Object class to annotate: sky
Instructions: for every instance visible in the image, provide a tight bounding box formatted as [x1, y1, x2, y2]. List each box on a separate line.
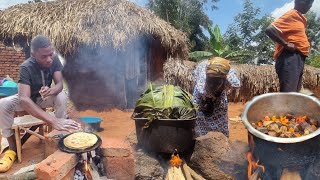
[0, 0, 319, 34]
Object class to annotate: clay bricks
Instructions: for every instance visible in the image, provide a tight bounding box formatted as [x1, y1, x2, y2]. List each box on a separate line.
[44, 130, 69, 158]
[0, 42, 25, 81]
[100, 137, 135, 180]
[35, 150, 77, 180]
[100, 138, 131, 157]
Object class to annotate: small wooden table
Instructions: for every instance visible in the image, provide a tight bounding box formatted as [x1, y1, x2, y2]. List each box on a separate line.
[12, 115, 47, 163]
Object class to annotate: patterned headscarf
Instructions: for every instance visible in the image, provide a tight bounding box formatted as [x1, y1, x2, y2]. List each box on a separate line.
[206, 57, 230, 78]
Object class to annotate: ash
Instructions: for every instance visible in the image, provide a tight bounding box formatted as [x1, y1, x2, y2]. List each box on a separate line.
[74, 169, 85, 180]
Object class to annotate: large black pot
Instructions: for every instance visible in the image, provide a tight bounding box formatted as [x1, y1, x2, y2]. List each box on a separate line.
[134, 118, 195, 153]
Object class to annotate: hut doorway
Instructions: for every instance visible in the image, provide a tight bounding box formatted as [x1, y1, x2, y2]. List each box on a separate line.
[63, 36, 167, 110]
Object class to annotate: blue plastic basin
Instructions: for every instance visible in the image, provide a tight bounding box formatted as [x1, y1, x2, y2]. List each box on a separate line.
[78, 116, 102, 123]
[78, 116, 103, 132]
[0, 87, 18, 97]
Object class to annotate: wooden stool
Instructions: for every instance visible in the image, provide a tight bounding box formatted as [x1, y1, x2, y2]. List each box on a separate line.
[12, 115, 47, 163]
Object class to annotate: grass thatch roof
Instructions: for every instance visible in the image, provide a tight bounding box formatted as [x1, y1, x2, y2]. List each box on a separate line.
[164, 59, 320, 102]
[0, 0, 188, 57]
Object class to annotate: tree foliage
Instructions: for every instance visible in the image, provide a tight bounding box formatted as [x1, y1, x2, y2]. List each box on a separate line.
[189, 25, 250, 62]
[147, 0, 219, 51]
[305, 11, 320, 67]
[224, 0, 274, 64]
[225, 0, 320, 66]
[28, 0, 42, 3]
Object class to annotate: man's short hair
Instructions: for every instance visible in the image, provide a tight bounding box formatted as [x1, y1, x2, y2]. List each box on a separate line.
[30, 35, 52, 53]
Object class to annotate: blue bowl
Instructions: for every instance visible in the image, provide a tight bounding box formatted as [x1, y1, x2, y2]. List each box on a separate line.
[0, 87, 18, 97]
[78, 116, 102, 123]
[78, 116, 103, 132]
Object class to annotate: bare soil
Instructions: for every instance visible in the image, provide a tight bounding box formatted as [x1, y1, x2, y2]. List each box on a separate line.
[1, 103, 247, 176]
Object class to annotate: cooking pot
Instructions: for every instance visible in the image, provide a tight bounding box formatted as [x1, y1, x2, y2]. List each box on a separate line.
[133, 118, 195, 153]
[241, 92, 320, 143]
[241, 92, 320, 173]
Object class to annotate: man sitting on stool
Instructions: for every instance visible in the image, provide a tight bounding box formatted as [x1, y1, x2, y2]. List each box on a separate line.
[0, 35, 80, 172]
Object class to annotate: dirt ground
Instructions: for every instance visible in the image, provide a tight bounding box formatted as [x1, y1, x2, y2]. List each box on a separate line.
[1, 102, 247, 176]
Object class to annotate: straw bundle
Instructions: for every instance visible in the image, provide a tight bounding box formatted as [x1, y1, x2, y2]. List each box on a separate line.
[163, 60, 320, 102]
[0, 0, 188, 57]
[163, 58, 196, 93]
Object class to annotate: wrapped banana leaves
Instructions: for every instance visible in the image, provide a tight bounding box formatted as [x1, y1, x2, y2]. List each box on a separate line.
[132, 84, 196, 128]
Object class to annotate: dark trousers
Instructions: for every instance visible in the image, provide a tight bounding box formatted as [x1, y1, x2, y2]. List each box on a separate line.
[275, 49, 306, 92]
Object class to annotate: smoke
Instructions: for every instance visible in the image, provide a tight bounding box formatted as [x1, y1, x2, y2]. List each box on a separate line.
[62, 36, 150, 111]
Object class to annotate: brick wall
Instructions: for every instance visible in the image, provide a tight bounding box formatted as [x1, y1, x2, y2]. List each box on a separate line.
[0, 42, 26, 81]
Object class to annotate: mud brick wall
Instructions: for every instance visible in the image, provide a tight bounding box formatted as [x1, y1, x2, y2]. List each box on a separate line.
[0, 43, 25, 81]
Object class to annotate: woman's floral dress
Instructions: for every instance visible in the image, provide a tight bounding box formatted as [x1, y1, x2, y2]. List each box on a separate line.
[192, 60, 241, 137]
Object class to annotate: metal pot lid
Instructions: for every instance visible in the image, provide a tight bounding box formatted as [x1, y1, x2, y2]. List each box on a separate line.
[58, 132, 102, 154]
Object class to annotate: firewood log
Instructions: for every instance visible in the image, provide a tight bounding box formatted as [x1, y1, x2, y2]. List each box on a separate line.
[185, 164, 206, 180]
[182, 163, 193, 180]
[167, 166, 186, 180]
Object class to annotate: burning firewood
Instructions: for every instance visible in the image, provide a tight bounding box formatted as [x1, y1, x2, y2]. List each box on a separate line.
[166, 166, 186, 180]
[165, 151, 206, 180]
[183, 163, 206, 180]
[182, 163, 193, 180]
[166, 152, 185, 180]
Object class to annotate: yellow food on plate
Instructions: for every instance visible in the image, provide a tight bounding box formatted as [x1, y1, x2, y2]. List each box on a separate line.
[63, 132, 98, 150]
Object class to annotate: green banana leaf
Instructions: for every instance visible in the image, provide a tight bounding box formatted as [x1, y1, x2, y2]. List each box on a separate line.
[189, 51, 213, 60]
[132, 84, 196, 128]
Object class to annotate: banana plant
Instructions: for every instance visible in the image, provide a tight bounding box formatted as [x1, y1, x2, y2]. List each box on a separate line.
[189, 24, 250, 62]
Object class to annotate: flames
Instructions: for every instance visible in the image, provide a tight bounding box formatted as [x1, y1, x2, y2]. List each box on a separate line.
[247, 134, 265, 180]
[83, 160, 93, 180]
[166, 151, 205, 180]
[170, 153, 183, 167]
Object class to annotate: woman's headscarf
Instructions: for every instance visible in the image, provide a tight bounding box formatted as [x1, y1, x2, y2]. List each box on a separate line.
[206, 57, 231, 78]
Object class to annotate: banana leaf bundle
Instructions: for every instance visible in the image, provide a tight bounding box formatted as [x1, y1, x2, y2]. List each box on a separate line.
[132, 84, 196, 128]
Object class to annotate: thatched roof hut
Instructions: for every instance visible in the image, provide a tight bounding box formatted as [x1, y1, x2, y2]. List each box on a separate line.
[0, 0, 189, 110]
[0, 0, 188, 56]
[164, 59, 320, 102]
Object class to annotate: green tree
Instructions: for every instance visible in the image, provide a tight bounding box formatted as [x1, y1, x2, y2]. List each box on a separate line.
[306, 11, 320, 65]
[28, 0, 42, 3]
[189, 25, 250, 62]
[147, 0, 219, 51]
[233, 0, 260, 48]
[309, 55, 320, 68]
[251, 15, 275, 64]
[224, 0, 274, 64]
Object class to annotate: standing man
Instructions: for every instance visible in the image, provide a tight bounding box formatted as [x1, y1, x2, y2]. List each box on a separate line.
[0, 35, 80, 172]
[265, 0, 314, 92]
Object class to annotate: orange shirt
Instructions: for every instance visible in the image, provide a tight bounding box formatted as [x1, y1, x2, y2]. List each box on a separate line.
[272, 9, 310, 59]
